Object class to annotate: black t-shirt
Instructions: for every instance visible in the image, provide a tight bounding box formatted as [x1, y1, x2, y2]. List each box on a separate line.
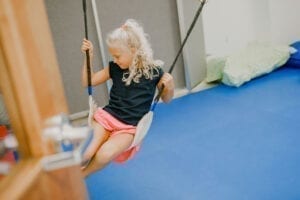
[103, 61, 163, 126]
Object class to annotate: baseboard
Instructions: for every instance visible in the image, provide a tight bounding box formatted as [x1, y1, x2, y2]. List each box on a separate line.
[173, 88, 189, 99]
[191, 79, 218, 93]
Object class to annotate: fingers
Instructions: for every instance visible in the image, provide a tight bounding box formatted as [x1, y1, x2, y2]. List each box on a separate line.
[81, 38, 93, 53]
[159, 73, 174, 90]
[161, 73, 173, 85]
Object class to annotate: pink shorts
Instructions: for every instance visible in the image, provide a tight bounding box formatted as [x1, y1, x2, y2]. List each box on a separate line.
[94, 108, 140, 163]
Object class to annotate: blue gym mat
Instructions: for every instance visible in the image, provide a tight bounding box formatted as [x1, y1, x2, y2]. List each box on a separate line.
[86, 67, 300, 200]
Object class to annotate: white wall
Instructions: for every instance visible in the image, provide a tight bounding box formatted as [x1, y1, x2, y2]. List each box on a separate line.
[202, 0, 299, 57]
[268, 0, 300, 44]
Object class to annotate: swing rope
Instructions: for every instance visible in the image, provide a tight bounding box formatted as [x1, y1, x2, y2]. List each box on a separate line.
[151, 0, 207, 111]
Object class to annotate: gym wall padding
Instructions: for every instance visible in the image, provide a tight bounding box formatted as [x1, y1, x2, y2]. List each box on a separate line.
[45, 0, 109, 114]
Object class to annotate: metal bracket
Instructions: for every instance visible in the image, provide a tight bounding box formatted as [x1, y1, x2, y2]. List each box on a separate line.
[41, 114, 93, 171]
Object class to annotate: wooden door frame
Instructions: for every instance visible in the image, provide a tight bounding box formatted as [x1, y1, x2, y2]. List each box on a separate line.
[0, 0, 88, 199]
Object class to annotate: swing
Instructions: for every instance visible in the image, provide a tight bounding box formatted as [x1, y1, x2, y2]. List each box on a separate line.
[82, 0, 208, 149]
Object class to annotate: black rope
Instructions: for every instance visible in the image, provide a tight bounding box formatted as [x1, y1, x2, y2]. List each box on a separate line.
[82, 0, 92, 95]
[152, 0, 207, 109]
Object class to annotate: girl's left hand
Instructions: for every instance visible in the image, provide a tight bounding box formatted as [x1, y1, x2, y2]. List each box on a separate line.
[159, 73, 174, 91]
[158, 73, 174, 103]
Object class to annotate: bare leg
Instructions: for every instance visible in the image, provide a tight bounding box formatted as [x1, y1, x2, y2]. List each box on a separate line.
[82, 133, 134, 177]
[81, 120, 109, 166]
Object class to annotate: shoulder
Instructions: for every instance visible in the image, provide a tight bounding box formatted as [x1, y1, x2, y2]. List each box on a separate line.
[153, 66, 164, 78]
[109, 61, 124, 77]
[109, 61, 118, 70]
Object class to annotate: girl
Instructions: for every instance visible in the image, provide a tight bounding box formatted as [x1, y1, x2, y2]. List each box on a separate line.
[81, 19, 174, 176]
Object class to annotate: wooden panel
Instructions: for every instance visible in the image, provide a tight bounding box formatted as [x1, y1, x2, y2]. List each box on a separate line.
[0, 160, 88, 200]
[0, 46, 31, 157]
[26, 165, 87, 200]
[0, 0, 68, 157]
[0, 0, 88, 199]
[0, 159, 42, 199]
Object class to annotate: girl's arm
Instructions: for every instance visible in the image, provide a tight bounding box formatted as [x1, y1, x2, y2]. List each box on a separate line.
[157, 73, 174, 103]
[81, 39, 110, 86]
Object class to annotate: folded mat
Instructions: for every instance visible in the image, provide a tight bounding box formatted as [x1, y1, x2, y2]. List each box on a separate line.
[222, 42, 290, 87]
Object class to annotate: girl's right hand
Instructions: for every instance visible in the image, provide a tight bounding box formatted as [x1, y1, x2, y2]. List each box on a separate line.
[81, 38, 93, 56]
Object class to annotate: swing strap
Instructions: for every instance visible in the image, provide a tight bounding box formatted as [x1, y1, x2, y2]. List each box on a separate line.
[151, 0, 207, 111]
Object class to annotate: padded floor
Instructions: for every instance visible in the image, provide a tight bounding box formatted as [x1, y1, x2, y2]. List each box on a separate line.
[86, 67, 300, 200]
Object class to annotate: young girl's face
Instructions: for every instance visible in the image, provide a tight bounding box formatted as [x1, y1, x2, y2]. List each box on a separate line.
[108, 46, 135, 69]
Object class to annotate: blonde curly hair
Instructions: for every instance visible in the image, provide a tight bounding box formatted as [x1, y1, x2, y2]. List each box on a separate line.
[106, 19, 163, 85]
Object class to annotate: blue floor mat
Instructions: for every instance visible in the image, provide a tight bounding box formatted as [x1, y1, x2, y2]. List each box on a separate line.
[86, 67, 300, 200]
